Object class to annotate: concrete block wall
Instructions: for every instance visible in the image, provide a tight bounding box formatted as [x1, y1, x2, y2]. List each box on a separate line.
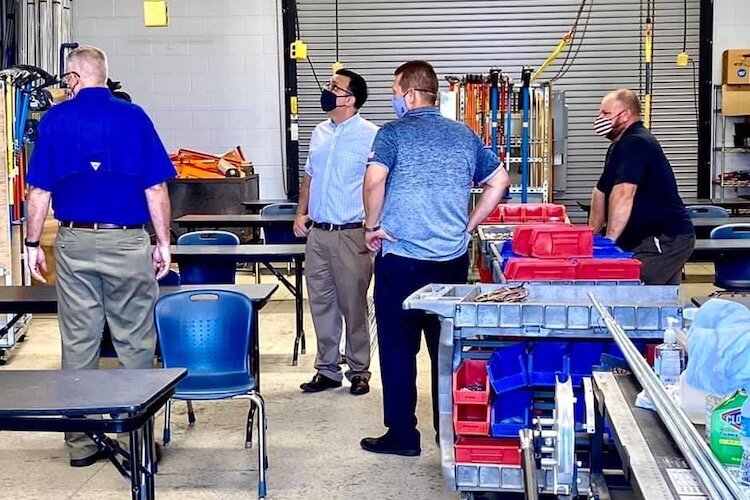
[713, 0, 750, 83]
[72, 0, 286, 198]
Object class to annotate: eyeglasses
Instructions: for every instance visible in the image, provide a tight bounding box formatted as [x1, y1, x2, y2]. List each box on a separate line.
[324, 82, 353, 96]
[60, 71, 79, 86]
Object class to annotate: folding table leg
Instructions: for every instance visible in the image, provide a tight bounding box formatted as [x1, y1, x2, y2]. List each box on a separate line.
[129, 428, 143, 500]
[143, 420, 156, 499]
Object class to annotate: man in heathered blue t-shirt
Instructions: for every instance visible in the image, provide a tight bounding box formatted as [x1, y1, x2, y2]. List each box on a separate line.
[360, 60, 510, 456]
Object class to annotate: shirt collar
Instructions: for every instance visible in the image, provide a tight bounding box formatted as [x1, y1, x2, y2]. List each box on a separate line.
[74, 87, 112, 100]
[327, 112, 361, 131]
[620, 120, 644, 139]
[405, 106, 440, 117]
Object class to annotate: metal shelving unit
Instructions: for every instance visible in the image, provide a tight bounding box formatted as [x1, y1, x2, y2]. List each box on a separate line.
[711, 85, 750, 199]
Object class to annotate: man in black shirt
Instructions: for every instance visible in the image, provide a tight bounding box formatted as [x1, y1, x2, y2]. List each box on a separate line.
[588, 89, 695, 285]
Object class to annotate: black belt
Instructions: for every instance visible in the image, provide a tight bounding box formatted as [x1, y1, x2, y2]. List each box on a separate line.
[311, 222, 363, 231]
[59, 221, 146, 230]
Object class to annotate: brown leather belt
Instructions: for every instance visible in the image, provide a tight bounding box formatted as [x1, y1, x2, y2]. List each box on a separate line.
[59, 221, 146, 230]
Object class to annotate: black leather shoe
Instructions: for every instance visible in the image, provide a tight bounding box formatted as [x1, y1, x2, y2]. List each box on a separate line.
[300, 373, 342, 393]
[70, 448, 112, 468]
[350, 376, 369, 396]
[360, 433, 420, 457]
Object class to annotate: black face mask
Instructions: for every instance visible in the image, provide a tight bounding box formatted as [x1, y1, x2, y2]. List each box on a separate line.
[320, 89, 339, 112]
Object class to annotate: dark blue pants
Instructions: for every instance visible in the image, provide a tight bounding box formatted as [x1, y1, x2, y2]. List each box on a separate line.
[374, 252, 469, 445]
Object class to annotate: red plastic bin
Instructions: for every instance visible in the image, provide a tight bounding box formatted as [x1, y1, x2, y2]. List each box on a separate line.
[513, 225, 594, 259]
[453, 404, 491, 436]
[575, 258, 641, 280]
[483, 205, 504, 224]
[504, 258, 577, 281]
[453, 359, 490, 404]
[454, 437, 522, 465]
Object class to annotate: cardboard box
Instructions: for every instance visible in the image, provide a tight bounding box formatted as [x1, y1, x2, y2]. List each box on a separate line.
[722, 49, 750, 85]
[722, 85, 750, 116]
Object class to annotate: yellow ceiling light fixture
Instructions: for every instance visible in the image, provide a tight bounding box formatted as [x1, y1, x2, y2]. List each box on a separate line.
[144, 0, 168, 28]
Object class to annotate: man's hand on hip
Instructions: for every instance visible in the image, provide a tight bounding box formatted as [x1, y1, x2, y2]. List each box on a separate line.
[365, 228, 396, 253]
[293, 214, 311, 238]
[152, 244, 171, 280]
[26, 246, 48, 283]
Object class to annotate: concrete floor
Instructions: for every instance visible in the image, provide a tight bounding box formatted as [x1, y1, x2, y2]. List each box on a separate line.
[0, 265, 719, 500]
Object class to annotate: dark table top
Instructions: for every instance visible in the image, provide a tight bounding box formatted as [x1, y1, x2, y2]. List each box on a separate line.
[171, 244, 306, 260]
[691, 217, 750, 227]
[0, 284, 279, 315]
[241, 199, 292, 210]
[0, 368, 186, 416]
[690, 238, 750, 262]
[578, 198, 750, 212]
[175, 214, 295, 227]
[691, 296, 750, 307]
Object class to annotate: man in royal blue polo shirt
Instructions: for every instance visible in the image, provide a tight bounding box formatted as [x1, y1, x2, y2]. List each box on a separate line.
[360, 60, 510, 456]
[24, 45, 175, 467]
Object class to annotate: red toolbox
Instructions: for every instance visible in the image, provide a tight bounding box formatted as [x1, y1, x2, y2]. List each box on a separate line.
[575, 258, 641, 280]
[504, 258, 577, 281]
[513, 225, 594, 259]
[454, 437, 522, 465]
[453, 359, 490, 404]
[453, 404, 491, 436]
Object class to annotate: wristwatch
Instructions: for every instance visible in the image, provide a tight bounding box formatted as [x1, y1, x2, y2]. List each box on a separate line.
[24, 239, 40, 248]
[365, 225, 381, 233]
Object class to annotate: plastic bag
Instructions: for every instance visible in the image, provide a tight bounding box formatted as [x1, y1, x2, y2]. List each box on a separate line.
[685, 299, 750, 396]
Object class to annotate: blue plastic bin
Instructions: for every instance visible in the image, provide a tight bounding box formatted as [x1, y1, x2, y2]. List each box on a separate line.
[593, 235, 634, 258]
[528, 342, 569, 386]
[487, 343, 529, 394]
[490, 389, 533, 438]
[569, 342, 606, 386]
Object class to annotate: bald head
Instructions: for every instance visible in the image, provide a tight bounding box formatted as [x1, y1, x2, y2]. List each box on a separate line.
[65, 45, 108, 94]
[603, 89, 641, 117]
[597, 89, 642, 141]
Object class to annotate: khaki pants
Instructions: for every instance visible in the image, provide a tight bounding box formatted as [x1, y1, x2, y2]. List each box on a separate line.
[55, 227, 158, 460]
[305, 227, 372, 382]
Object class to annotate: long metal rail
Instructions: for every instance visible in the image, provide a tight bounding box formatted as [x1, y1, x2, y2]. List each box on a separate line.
[588, 292, 744, 499]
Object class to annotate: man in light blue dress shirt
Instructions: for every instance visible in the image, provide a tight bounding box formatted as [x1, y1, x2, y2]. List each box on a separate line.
[294, 69, 379, 396]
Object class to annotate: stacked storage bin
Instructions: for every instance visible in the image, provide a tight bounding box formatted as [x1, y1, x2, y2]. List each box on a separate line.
[491, 225, 641, 282]
[476, 203, 568, 283]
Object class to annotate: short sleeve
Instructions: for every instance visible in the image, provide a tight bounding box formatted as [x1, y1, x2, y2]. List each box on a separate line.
[596, 146, 615, 192]
[26, 116, 56, 191]
[368, 125, 397, 172]
[472, 135, 501, 185]
[138, 112, 176, 189]
[304, 124, 320, 177]
[613, 137, 648, 186]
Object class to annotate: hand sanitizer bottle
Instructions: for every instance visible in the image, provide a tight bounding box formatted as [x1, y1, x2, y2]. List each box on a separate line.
[654, 317, 685, 386]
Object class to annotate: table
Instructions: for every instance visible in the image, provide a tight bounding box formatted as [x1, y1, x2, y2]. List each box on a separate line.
[689, 238, 750, 262]
[0, 284, 279, 378]
[577, 198, 750, 215]
[0, 368, 187, 499]
[241, 199, 292, 214]
[691, 217, 750, 237]
[591, 372, 710, 498]
[691, 295, 750, 307]
[170, 245, 307, 365]
[174, 214, 296, 230]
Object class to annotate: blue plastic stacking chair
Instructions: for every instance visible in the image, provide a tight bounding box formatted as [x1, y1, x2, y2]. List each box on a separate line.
[176, 230, 240, 285]
[686, 205, 730, 218]
[260, 203, 304, 276]
[155, 289, 268, 498]
[710, 223, 750, 293]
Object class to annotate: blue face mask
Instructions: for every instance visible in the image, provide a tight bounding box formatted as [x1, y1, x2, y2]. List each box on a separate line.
[391, 92, 409, 118]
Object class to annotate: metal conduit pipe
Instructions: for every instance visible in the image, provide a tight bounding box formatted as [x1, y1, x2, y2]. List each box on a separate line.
[519, 429, 539, 500]
[588, 293, 744, 499]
